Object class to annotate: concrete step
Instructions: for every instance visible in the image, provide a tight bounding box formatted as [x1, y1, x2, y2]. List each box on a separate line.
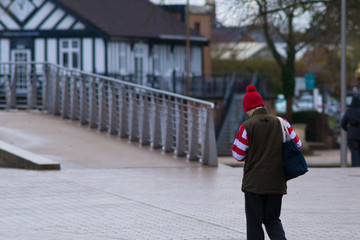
[0, 140, 60, 170]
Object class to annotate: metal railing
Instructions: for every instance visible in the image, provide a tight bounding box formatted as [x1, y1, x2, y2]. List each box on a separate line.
[109, 72, 232, 99]
[0, 62, 218, 166]
[215, 73, 237, 138]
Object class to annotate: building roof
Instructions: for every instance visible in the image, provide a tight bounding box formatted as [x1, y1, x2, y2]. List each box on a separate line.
[212, 42, 267, 60]
[56, 0, 207, 42]
[212, 42, 307, 60]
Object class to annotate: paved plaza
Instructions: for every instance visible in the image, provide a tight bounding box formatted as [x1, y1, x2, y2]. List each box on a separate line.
[0, 110, 359, 239]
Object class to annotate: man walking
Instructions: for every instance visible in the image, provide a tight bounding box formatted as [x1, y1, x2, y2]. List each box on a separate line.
[341, 94, 360, 167]
[232, 85, 302, 240]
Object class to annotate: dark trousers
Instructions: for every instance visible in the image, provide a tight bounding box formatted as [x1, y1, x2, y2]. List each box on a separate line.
[244, 191, 286, 240]
[348, 140, 360, 167]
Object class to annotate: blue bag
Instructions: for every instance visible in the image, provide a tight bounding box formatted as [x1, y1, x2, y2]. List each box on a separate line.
[278, 117, 308, 181]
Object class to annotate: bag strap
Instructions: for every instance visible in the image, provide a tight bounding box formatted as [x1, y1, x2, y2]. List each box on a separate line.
[277, 116, 290, 142]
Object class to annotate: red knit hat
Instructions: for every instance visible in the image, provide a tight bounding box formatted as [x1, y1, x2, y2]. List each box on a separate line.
[243, 85, 264, 112]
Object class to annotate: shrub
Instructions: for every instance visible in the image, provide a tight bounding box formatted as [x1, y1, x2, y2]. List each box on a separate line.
[292, 111, 326, 142]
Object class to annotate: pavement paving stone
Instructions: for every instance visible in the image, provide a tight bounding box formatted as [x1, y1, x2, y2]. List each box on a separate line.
[0, 166, 358, 239]
[0, 111, 359, 239]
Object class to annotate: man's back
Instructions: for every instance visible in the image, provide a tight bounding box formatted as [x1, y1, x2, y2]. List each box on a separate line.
[231, 84, 302, 240]
[242, 108, 286, 194]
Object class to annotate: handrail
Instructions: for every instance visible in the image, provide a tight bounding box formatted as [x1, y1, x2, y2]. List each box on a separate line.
[251, 72, 258, 86]
[215, 72, 236, 138]
[235, 72, 259, 129]
[0, 61, 218, 166]
[5, 61, 215, 108]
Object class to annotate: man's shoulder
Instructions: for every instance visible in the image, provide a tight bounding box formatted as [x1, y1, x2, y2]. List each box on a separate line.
[348, 108, 360, 115]
[249, 112, 277, 121]
[245, 113, 279, 127]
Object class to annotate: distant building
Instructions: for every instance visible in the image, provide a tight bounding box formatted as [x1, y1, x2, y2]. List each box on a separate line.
[212, 42, 288, 60]
[212, 26, 306, 61]
[0, 0, 208, 85]
[162, 0, 214, 77]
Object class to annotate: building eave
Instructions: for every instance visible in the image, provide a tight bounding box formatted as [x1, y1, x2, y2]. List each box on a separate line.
[158, 34, 208, 43]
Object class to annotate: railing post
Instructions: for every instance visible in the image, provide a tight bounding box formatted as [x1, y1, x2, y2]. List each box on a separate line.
[98, 80, 107, 131]
[152, 93, 162, 149]
[175, 99, 186, 156]
[27, 64, 37, 109]
[108, 82, 118, 135]
[42, 64, 50, 111]
[70, 74, 79, 120]
[89, 77, 98, 128]
[129, 90, 139, 141]
[163, 97, 174, 152]
[201, 108, 218, 166]
[79, 77, 88, 124]
[5, 69, 15, 108]
[10, 65, 17, 108]
[188, 105, 199, 161]
[53, 69, 61, 115]
[140, 94, 150, 145]
[119, 86, 129, 138]
[172, 70, 176, 93]
[61, 74, 70, 119]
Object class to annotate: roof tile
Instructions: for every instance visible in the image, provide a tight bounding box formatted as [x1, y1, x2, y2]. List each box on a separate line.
[56, 0, 201, 40]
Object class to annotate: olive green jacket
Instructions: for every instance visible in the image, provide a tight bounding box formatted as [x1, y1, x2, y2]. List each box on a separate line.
[242, 108, 287, 194]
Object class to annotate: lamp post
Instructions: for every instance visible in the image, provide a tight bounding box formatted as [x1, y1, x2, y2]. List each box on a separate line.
[340, 0, 347, 167]
[186, 0, 190, 96]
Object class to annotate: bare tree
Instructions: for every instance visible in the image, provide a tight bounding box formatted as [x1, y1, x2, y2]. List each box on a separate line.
[219, 0, 332, 121]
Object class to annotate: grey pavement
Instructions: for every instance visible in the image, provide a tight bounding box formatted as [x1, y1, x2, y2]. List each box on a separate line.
[0, 110, 359, 239]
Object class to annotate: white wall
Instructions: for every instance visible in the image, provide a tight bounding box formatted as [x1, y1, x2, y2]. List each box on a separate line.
[83, 38, 93, 72]
[0, 39, 10, 62]
[35, 38, 45, 62]
[94, 38, 105, 74]
[47, 38, 57, 64]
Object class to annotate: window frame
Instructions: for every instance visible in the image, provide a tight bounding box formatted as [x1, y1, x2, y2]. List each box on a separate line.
[59, 38, 81, 70]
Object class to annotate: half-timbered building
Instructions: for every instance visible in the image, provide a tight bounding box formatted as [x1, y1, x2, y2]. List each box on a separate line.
[0, 0, 208, 86]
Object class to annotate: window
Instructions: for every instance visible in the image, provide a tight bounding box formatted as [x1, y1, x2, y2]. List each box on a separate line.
[152, 46, 160, 75]
[119, 43, 128, 74]
[60, 39, 80, 70]
[72, 52, 78, 69]
[62, 41, 68, 48]
[72, 40, 78, 48]
[62, 52, 68, 67]
[133, 44, 145, 84]
[194, 22, 200, 33]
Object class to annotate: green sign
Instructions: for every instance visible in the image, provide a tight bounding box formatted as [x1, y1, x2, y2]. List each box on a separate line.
[305, 74, 316, 89]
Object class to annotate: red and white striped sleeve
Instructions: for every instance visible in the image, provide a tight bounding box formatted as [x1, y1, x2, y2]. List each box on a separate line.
[232, 124, 249, 162]
[282, 118, 302, 149]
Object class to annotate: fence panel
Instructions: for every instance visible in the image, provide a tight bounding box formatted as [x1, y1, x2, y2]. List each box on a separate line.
[0, 62, 218, 166]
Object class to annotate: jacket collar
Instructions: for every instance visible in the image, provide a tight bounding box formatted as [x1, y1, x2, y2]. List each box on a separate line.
[252, 107, 268, 117]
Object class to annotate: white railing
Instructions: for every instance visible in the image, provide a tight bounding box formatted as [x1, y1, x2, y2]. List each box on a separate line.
[0, 62, 218, 166]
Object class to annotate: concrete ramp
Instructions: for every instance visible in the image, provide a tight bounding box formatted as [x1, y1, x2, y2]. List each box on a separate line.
[0, 110, 200, 169]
